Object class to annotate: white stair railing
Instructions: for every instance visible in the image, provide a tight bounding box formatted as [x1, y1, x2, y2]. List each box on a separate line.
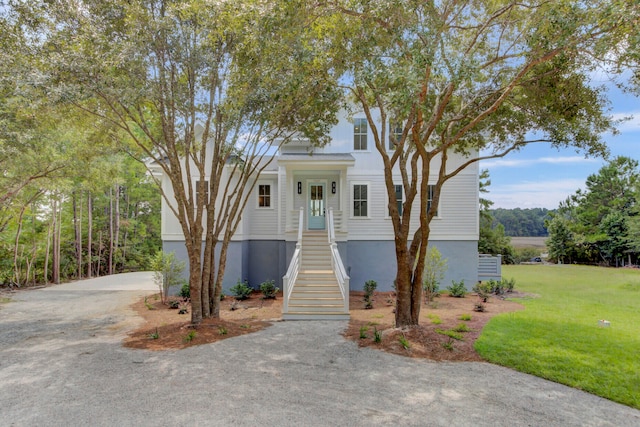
[327, 208, 349, 314]
[283, 207, 304, 313]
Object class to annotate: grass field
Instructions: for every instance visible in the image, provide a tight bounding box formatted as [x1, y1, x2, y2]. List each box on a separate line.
[475, 264, 640, 409]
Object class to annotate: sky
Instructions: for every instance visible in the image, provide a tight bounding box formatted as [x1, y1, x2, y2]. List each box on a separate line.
[480, 80, 640, 210]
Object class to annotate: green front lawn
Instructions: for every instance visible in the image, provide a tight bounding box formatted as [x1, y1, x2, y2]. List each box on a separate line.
[475, 264, 640, 409]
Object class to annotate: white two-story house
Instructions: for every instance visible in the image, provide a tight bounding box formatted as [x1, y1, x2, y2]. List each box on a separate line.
[160, 110, 482, 319]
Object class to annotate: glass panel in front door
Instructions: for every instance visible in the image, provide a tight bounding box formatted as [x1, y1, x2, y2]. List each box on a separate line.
[309, 184, 325, 229]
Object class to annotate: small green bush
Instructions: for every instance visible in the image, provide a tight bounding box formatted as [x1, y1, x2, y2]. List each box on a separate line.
[423, 247, 447, 302]
[230, 279, 253, 300]
[398, 335, 411, 349]
[447, 280, 466, 297]
[183, 330, 197, 342]
[260, 280, 279, 299]
[359, 326, 369, 339]
[473, 282, 493, 302]
[459, 313, 472, 321]
[373, 327, 382, 343]
[363, 280, 377, 309]
[503, 277, 516, 292]
[178, 283, 190, 299]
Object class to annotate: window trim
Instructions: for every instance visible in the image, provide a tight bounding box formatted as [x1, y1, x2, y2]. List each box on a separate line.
[351, 181, 370, 219]
[257, 183, 273, 209]
[353, 118, 368, 151]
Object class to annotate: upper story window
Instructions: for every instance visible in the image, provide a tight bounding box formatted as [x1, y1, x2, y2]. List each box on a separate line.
[389, 122, 403, 150]
[258, 184, 271, 208]
[354, 118, 367, 151]
[353, 184, 368, 217]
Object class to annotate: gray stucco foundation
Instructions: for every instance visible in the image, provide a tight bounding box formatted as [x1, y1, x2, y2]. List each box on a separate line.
[164, 239, 478, 293]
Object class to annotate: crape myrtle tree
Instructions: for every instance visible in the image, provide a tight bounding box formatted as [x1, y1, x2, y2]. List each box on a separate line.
[318, 0, 637, 327]
[18, 0, 342, 324]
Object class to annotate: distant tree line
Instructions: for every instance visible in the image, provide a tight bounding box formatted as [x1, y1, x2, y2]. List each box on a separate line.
[490, 208, 553, 237]
[546, 156, 640, 267]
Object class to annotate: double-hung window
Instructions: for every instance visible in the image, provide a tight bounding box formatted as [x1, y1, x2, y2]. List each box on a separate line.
[258, 184, 271, 208]
[354, 118, 367, 151]
[353, 184, 368, 217]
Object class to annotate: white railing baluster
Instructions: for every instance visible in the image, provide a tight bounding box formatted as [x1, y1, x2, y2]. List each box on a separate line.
[328, 208, 349, 314]
[283, 207, 304, 314]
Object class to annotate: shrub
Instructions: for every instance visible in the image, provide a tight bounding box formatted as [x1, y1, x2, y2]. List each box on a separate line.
[398, 334, 411, 349]
[230, 279, 252, 300]
[503, 277, 516, 292]
[459, 313, 472, 321]
[149, 251, 187, 304]
[447, 280, 466, 297]
[373, 327, 382, 343]
[363, 280, 377, 309]
[472, 282, 493, 302]
[183, 330, 197, 342]
[260, 280, 279, 299]
[359, 326, 369, 339]
[178, 283, 190, 299]
[423, 247, 448, 302]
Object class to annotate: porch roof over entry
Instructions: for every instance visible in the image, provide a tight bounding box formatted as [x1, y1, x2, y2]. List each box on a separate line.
[277, 153, 355, 169]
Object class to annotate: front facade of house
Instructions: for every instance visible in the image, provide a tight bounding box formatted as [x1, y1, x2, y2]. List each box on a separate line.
[160, 110, 480, 298]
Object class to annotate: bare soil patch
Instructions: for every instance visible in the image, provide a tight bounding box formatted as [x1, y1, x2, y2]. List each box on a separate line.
[123, 293, 280, 351]
[125, 290, 524, 360]
[344, 291, 524, 361]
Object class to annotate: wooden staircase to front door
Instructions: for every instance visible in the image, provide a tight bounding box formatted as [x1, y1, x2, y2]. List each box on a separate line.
[282, 232, 350, 320]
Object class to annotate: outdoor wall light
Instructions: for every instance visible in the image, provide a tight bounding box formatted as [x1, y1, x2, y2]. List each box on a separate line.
[332, 181, 336, 194]
[297, 181, 302, 194]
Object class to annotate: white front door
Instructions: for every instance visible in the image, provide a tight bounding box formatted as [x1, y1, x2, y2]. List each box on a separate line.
[308, 183, 325, 230]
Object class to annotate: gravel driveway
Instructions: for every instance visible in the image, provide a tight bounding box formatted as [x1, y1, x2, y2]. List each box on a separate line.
[1, 272, 638, 426]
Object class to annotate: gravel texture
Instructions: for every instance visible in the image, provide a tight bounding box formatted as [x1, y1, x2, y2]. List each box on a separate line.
[1, 272, 638, 427]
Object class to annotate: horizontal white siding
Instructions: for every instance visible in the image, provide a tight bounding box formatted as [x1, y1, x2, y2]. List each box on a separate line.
[243, 178, 279, 239]
[346, 168, 478, 241]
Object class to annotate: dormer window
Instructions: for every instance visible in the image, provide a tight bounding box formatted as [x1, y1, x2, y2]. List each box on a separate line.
[354, 118, 367, 151]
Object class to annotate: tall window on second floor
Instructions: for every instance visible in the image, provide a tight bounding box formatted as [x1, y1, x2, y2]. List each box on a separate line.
[258, 184, 271, 208]
[354, 118, 367, 150]
[353, 184, 368, 217]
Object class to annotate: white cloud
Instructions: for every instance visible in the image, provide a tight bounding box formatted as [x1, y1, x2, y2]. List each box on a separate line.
[481, 156, 598, 169]
[610, 112, 640, 133]
[488, 179, 585, 209]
